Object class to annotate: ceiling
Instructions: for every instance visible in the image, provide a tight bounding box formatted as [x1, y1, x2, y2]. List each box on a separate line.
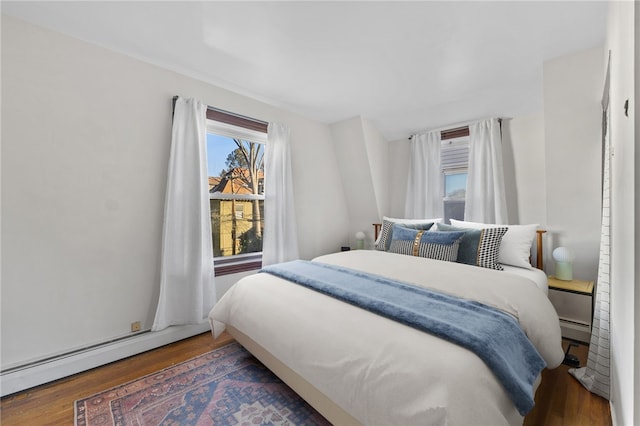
[1, 1, 607, 140]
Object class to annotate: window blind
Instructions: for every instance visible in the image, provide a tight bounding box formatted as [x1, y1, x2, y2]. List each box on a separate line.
[441, 138, 469, 171]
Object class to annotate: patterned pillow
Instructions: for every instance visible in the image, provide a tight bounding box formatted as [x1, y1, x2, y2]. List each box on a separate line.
[388, 224, 465, 262]
[449, 220, 538, 269]
[436, 223, 507, 270]
[375, 219, 434, 251]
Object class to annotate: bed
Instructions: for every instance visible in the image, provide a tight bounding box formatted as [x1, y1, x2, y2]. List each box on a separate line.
[209, 219, 564, 425]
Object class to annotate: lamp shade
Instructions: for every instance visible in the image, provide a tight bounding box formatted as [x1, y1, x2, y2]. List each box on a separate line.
[552, 247, 574, 262]
[552, 247, 573, 280]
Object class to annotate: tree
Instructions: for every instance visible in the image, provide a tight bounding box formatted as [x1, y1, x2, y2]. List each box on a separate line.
[238, 226, 263, 254]
[223, 140, 264, 242]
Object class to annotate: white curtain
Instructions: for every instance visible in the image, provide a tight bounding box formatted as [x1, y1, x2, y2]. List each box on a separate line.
[262, 122, 299, 266]
[152, 97, 215, 331]
[404, 131, 443, 219]
[464, 118, 508, 224]
[569, 58, 611, 400]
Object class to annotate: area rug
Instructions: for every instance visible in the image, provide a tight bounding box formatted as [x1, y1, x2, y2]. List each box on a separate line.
[74, 342, 331, 425]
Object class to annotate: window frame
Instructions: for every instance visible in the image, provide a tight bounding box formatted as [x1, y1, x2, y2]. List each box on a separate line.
[205, 108, 268, 277]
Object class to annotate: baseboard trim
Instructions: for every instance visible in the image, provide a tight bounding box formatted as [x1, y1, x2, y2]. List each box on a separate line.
[0, 322, 211, 397]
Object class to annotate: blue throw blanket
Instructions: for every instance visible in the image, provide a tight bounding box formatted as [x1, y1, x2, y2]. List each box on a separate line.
[260, 260, 546, 415]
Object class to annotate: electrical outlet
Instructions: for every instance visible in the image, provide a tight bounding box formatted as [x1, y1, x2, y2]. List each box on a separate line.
[131, 321, 142, 332]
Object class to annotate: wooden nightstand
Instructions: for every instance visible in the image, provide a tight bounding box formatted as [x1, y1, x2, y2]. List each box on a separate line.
[547, 276, 594, 342]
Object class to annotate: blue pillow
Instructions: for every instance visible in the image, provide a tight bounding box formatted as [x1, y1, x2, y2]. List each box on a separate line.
[388, 224, 465, 262]
[375, 219, 434, 251]
[436, 223, 507, 270]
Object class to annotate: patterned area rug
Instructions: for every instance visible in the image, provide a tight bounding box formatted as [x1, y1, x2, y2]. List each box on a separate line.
[74, 342, 330, 425]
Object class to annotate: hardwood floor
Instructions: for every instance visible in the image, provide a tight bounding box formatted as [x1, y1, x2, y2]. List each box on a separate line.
[1, 333, 611, 425]
[524, 339, 612, 426]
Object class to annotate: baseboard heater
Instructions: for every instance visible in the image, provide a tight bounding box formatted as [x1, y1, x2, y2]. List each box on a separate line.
[558, 317, 591, 344]
[0, 322, 210, 397]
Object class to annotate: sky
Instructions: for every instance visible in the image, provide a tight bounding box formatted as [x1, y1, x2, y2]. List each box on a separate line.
[445, 173, 467, 197]
[207, 134, 238, 177]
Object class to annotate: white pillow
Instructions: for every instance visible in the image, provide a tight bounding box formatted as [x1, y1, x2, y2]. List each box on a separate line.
[375, 216, 443, 245]
[449, 219, 539, 269]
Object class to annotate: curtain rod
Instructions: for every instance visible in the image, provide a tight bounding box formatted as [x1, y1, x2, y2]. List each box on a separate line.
[172, 96, 269, 127]
[408, 117, 503, 140]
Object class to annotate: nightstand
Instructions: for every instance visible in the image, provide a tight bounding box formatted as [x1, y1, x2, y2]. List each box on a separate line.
[547, 276, 594, 342]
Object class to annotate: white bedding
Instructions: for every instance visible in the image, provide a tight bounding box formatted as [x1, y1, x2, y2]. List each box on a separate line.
[209, 250, 564, 426]
[502, 264, 548, 294]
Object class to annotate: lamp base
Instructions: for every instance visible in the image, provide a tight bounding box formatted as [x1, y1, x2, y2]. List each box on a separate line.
[556, 262, 573, 281]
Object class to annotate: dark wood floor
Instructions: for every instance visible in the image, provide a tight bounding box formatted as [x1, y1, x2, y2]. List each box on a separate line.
[524, 339, 612, 426]
[1, 333, 611, 425]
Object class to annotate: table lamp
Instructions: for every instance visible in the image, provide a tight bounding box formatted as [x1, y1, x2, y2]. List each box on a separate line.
[355, 231, 365, 250]
[552, 247, 573, 281]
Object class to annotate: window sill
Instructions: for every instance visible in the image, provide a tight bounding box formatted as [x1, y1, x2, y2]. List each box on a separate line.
[214, 253, 262, 277]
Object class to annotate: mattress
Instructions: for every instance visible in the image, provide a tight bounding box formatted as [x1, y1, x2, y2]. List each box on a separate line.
[209, 250, 564, 425]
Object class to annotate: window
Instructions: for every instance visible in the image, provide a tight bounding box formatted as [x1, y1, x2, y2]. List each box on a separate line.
[206, 109, 267, 276]
[441, 132, 469, 224]
[234, 204, 245, 220]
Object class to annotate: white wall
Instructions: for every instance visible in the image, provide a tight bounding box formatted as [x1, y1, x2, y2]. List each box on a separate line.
[387, 137, 411, 218]
[543, 47, 604, 282]
[1, 15, 349, 370]
[361, 117, 390, 226]
[329, 116, 389, 249]
[501, 113, 547, 226]
[605, 1, 637, 425]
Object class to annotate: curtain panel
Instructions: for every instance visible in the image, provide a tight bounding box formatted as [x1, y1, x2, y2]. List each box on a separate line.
[464, 118, 508, 224]
[405, 131, 443, 219]
[152, 97, 215, 331]
[569, 56, 611, 400]
[262, 122, 299, 266]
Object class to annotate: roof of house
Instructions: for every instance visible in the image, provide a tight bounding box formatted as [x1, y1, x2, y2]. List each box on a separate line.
[209, 168, 264, 195]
